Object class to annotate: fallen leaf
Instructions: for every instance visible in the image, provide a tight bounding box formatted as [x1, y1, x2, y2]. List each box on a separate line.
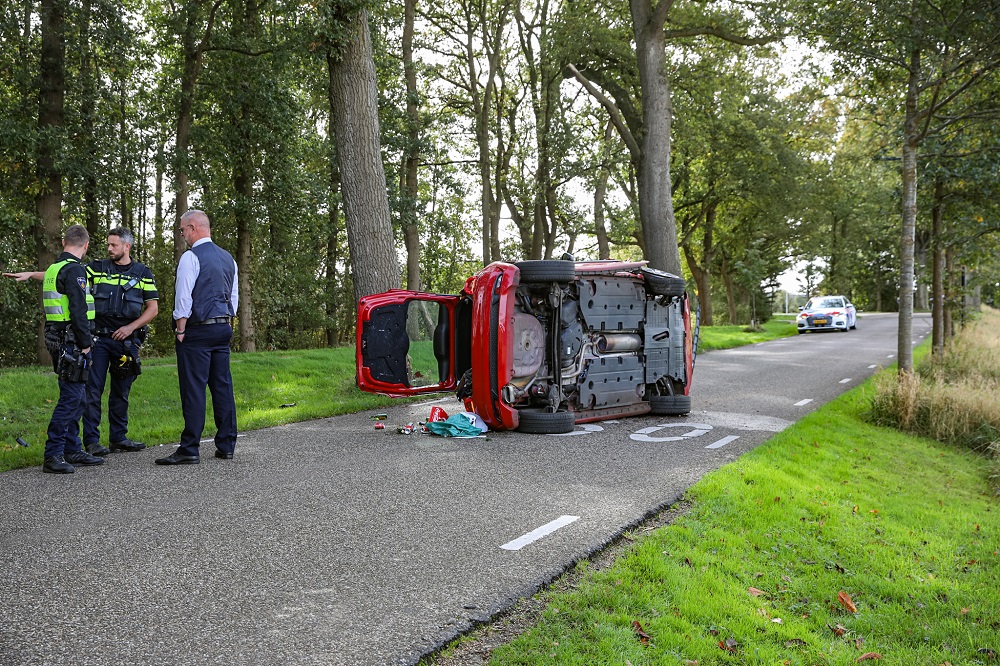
[718, 637, 738, 653]
[748, 587, 764, 597]
[870, 509, 879, 514]
[708, 626, 720, 636]
[772, 617, 783, 624]
[853, 505, 859, 515]
[835, 562, 846, 574]
[785, 638, 807, 647]
[683, 557, 693, 567]
[632, 620, 651, 644]
[828, 623, 847, 636]
[682, 661, 699, 666]
[855, 637, 865, 649]
[857, 653, 882, 661]
[961, 608, 970, 615]
[774, 496, 781, 502]
[838, 591, 858, 613]
[976, 647, 997, 658]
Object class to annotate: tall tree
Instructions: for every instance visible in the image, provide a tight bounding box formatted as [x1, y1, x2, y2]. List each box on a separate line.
[563, 0, 778, 275]
[804, 0, 1000, 373]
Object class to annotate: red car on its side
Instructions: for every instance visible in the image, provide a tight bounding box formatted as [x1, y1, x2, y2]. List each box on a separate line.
[356, 260, 694, 434]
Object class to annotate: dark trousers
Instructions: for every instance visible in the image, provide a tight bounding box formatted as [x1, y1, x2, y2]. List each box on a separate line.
[175, 323, 237, 456]
[45, 353, 88, 459]
[84, 335, 138, 445]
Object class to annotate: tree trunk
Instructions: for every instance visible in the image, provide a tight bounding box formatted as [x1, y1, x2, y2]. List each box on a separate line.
[329, 8, 399, 300]
[914, 230, 930, 311]
[325, 162, 342, 346]
[80, 0, 99, 237]
[401, 0, 421, 291]
[233, 157, 256, 352]
[897, 46, 920, 375]
[930, 180, 945, 359]
[721, 260, 738, 324]
[630, 0, 682, 276]
[173, 0, 219, 261]
[35, 0, 66, 364]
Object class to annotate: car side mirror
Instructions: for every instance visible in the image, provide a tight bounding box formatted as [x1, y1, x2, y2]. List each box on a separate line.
[797, 306, 804, 311]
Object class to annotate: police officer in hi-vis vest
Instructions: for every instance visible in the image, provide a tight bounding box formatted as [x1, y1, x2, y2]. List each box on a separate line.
[5, 227, 159, 457]
[4, 225, 106, 473]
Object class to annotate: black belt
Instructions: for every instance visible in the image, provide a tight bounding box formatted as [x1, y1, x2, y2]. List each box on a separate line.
[189, 317, 231, 326]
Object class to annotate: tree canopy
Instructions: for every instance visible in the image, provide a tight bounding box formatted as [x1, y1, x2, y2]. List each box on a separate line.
[1, 0, 998, 366]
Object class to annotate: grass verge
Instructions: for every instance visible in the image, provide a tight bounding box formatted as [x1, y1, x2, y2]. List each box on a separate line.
[871, 307, 1000, 486]
[698, 316, 798, 352]
[0, 347, 403, 472]
[429, 375, 1000, 665]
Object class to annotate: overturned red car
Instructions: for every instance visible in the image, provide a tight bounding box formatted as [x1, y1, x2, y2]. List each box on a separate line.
[356, 260, 694, 434]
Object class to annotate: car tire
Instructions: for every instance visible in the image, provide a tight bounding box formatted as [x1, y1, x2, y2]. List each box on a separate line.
[649, 395, 691, 416]
[641, 267, 686, 297]
[514, 260, 576, 283]
[516, 408, 577, 434]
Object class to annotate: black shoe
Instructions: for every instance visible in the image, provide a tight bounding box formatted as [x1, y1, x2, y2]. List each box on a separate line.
[86, 442, 111, 457]
[43, 456, 76, 474]
[64, 450, 106, 467]
[155, 452, 200, 465]
[110, 439, 145, 452]
[214, 450, 234, 460]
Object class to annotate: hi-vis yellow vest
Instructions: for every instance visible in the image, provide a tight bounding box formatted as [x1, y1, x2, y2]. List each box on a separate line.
[42, 259, 95, 323]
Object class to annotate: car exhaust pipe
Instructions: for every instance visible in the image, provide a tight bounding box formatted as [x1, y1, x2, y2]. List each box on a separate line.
[596, 334, 642, 353]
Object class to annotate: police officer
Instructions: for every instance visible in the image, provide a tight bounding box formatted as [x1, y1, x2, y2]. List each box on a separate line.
[81, 227, 159, 455]
[3, 225, 105, 473]
[5, 227, 159, 456]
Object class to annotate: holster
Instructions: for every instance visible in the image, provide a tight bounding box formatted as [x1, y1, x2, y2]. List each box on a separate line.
[57, 350, 91, 383]
[110, 350, 141, 379]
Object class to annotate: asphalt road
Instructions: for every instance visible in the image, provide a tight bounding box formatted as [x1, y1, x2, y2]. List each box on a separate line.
[0, 312, 930, 666]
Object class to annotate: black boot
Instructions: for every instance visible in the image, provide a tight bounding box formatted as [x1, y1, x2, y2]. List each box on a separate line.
[110, 438, 145, 452]
[86, 441, 111, 457]
[43, 456, 76, 474]
[64, 450, 106, 466]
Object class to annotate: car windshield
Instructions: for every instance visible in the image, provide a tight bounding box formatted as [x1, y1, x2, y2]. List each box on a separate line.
[808, 297, 844, 309]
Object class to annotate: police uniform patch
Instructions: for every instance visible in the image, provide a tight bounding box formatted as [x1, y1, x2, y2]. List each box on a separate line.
[77, 276, 87, 289]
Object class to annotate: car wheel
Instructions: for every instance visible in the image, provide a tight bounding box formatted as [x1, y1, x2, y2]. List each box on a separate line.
[514, 260, 576, 283]
[649, 395, 691, 416]
[640, 267, 686, 297]
[516, 408, 577, 434]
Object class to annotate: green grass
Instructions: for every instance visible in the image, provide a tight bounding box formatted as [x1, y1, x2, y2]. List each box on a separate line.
[697, 316, 799, 351]
[470, 377, 999, 666]
[0, 346, 405, 471]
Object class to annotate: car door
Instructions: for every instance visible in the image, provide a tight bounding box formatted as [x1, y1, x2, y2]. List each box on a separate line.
[356, 290, 461, 395]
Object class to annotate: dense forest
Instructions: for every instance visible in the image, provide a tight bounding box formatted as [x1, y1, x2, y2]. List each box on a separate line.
[1, 0, 999, 369]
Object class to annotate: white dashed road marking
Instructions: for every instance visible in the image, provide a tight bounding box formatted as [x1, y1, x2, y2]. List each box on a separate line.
[839, 378, 852, 384]
[501, 515, 580, 551]
[794, 399, 813, 407]
[868, 365, 877, 369]
[630, 423, 713, 442]
[706, 435, 739, 450]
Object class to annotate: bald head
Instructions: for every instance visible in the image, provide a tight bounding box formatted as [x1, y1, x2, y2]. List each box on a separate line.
[180, 209, 211, 247]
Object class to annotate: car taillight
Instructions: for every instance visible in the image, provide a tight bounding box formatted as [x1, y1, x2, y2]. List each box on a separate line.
[829, 311, 840, 315]
[799, 312, 809, 318]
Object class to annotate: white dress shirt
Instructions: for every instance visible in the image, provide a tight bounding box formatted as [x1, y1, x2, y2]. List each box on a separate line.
[172, 237, 239, 321]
